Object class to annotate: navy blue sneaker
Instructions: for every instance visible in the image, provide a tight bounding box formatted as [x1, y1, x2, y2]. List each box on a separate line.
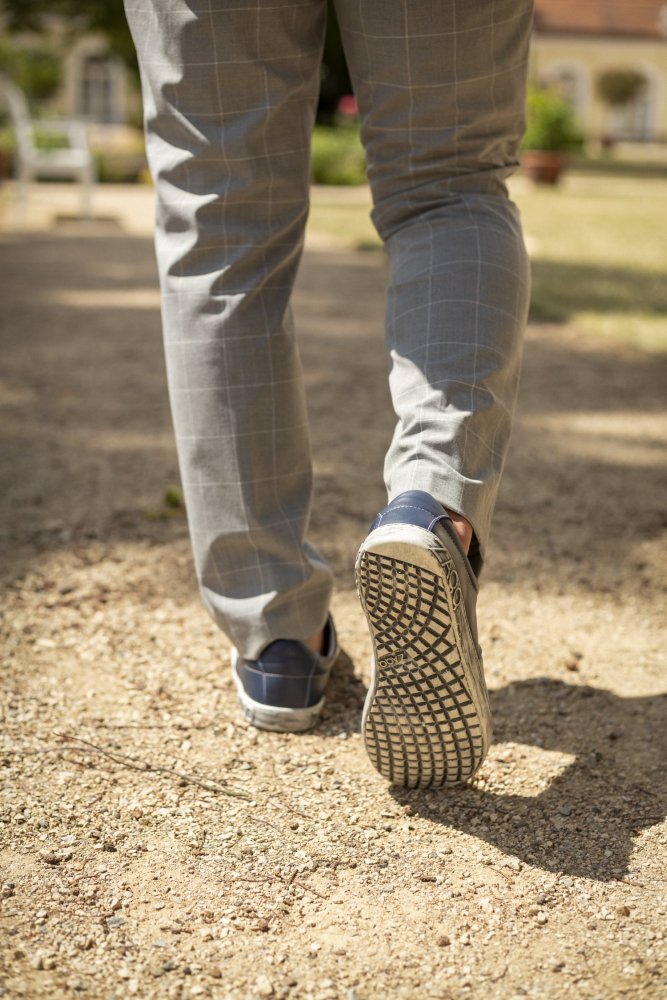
[231, 617, 338, 732]
[355, 491, 491, 788]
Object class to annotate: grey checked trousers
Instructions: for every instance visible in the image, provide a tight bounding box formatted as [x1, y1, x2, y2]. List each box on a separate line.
[125, 0, 533, 658]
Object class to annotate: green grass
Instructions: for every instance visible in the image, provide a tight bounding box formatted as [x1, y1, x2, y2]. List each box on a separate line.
[309, 186, 377, 247]
[307, 171, 667, 352]
[311, 125, 366, 186]
[518, 173, 667, 352]
[144, 486, 186, 520]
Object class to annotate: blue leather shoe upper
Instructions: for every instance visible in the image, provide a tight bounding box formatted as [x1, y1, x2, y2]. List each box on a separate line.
[234, 616, 337, 710]
[369, 490, 480, 643]
[371, 490, 482, 579]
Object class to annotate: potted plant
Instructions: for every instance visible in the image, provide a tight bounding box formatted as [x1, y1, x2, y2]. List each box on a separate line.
[521, 87, 584, 184]
[596, 68, 647, 148]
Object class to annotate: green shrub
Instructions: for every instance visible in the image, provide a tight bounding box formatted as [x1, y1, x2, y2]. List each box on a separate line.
[311, 124, 366, 185]
[0, 127, 148, 184]
[164, 486, 183, 509]
[522, 87, 585, 152]
[0, 40, 61, 107]
[93, 149, 147, 184]
[33, 128, 71, 150]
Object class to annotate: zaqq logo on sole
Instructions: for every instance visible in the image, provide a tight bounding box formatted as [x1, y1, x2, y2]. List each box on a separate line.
[378, 653, 406, 668]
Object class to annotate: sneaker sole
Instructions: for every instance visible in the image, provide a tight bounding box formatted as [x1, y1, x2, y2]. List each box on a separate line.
[230, 651, 325, 733]
[355, 524, 492, 789]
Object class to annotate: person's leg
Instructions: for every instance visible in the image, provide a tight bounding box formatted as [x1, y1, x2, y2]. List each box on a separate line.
[338, 0, 533, 786]
[336, 0, 533, 573]
[124, 0, 332, 659]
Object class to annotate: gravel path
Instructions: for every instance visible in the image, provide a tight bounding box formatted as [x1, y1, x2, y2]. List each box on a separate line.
[1, 213, 666, 1000]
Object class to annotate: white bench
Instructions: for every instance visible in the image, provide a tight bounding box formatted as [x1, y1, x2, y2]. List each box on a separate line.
[0, 74, 96, 220]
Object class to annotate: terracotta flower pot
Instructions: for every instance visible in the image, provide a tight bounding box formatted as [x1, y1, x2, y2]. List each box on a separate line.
[0, 147, 11, 182]
[521, 150, 566, 185]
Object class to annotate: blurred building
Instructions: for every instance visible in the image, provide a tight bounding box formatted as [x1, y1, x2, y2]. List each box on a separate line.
[531, 0, 667, 141]
[0, 13, 144, 177]
[60, 34, 133, 126]
[0, 14, 140, 126]
[4, 4, 667, 146]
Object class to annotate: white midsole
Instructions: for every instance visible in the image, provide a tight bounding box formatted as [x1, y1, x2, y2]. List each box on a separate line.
[230, 650, 325, 732]
[356, 523, 492, 752]
[357, 522, 451, 573]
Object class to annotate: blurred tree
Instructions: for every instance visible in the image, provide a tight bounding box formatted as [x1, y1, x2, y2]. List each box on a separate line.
[0, 37, 61, 103]
[596, 69, 647, 109]
[1, 1, 138, 74]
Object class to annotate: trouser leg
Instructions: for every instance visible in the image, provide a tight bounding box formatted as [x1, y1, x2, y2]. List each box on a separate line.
[124, 0, 332, 658]
[335, 0, 533, 571]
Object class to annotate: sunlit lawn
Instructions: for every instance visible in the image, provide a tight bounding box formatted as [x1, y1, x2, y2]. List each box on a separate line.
[308, 171, 667, 352]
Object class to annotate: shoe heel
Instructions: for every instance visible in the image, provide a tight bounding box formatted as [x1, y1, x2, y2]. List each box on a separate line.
[355, 542, 490, 789]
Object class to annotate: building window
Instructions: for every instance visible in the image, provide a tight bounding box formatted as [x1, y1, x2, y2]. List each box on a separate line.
[79, 55, 117, 123]
[596, 67, 658, 142]
[542, 62, 588, 119]
[610, 89, 651, 140]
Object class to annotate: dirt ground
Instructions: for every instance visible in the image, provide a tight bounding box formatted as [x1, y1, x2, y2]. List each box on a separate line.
[1, 189, 666, 1000]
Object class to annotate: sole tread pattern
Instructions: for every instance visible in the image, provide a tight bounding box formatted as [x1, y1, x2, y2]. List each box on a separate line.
[356, 549, 486, 788]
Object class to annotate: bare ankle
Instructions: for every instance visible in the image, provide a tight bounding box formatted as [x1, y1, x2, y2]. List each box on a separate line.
[445, 509, 473, 555]
[305, 629, 325, 654]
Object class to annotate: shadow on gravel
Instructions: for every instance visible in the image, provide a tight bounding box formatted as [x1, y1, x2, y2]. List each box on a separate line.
[530, 258, 667, 324]
[318, 647, 366, 737]
[2, 233, 666, 602]
[3, 230, 666, 883]
[390, 678, 667, 882]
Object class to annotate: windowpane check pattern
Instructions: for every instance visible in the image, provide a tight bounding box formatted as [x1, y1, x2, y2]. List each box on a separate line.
[125, 0, 533, 657]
